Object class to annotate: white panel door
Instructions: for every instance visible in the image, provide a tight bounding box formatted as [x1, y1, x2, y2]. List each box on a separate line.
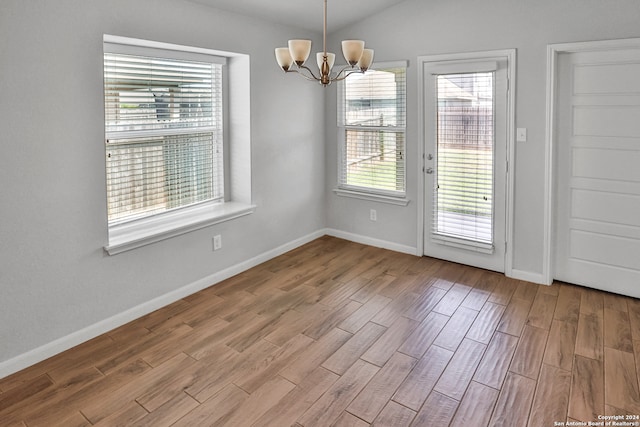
[423, 57, 509, 273]
[555, 47, 640, 297]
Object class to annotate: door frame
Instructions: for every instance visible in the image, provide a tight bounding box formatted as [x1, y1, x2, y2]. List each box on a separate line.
[543, 38, 640, 285]
[417, 49, 516, 275]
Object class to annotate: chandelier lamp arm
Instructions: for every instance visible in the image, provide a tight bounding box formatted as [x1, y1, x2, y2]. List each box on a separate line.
[291, 65, 321, 82]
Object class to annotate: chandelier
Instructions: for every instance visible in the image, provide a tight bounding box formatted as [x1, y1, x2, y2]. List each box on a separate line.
[274, 0, 374, 86]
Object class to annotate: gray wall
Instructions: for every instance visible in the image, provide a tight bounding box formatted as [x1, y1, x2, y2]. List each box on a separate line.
[0, 0, 325, 367]
[325, 0, 640, 275]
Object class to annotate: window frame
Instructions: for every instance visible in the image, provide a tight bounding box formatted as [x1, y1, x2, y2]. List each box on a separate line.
[335, 60, 409, 206]
[103, 35, 254, 255]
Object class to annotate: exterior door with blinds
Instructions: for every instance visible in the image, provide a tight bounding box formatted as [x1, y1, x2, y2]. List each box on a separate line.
[554, 45, 640, 297]
[422, 57, 509, 272]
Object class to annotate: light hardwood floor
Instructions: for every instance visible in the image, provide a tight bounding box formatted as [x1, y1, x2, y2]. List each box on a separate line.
[2, 236, 640, 426]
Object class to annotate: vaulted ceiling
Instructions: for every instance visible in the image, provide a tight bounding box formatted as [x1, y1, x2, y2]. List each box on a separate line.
[188, 0, 407, 32]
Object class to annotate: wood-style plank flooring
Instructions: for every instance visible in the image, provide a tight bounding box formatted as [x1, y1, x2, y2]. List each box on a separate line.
[2, 236, 640, 426]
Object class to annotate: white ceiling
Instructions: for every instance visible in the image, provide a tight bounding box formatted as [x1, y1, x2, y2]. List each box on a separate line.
[188, 0, 407, 33]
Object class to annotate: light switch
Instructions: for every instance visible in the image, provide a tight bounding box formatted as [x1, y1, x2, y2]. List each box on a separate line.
[516, 128, 527, 142]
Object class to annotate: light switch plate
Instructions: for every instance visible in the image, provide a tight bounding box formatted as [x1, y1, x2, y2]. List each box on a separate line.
[517, 128, 527, 142]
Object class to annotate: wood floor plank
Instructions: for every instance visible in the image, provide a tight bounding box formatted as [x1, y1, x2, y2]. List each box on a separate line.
[0, 374, 54, 412]
[339, 294, 392, 333]
[322, 322, 387, 375]
[450, 381, 499, 427]
[543, 319, 577, 372]
[372, 401, 416, 427]
[91, 400, 147, 426]
[526, 290, 557, 330]
[171, 383, 248, 427]
[432, 306, 478, 351]
[473, 270, 502, 293]
[487, 275, 516, 305]
[604, 308, 634, 353]
[512, 281, 539, 302]
[465, 301, 506, 344]
[253, 367, 339, 427]
[433, 338, 486, 401]
[233, 333, 314, 393]
[361, 316, 419, 367]
[403, 286, 447, 321]
[489, 372, 536, 427]
[298, 359, 379, 427]
[460, 288, 492, 311]
[581, 288, 604, 316]
[628, 300, 640, 340]
[319, 277, 370, 308]
[528, 364, 571, 427]
[218, 376, 296, 426]
[410, 391, 458, 427]
[393, 345, 454, 411]
[81, 352, 196, 424]
[433, 283, 473, 316]
[372, 291, 420, 327]
[575, 312, 604, 361]
[509, 325, 548, 380]
[554, 283, 582, 324]
[569, 355, 605, 422]
[186, 339, 277, 403]
[497, 297, 533, 337]
[133, 392, 199, 427]
[604, 347, 640, 413]
[280, 327, 352, 384]
[5, 359, 150, 427]
[349, 274, 396, 303]
[333, 411, 370, 427]
[347, 352, 417, 422]
[397, 311, 449, 359]
[474, 331, 519, 389]
[303, 300, 362, 340]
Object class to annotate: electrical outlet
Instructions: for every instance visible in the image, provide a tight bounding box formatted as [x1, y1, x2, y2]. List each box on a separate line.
[213, 235, 222, 251]
[370, 209, 377, 221]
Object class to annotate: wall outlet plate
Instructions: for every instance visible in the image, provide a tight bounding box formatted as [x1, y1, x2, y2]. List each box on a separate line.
[213, 235, 222, 251]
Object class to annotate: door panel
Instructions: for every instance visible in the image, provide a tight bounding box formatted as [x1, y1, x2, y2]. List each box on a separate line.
[423, 58, 509, 272]
[554, 48, 640, 297]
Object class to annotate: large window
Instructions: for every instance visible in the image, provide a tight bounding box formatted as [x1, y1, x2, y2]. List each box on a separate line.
[337, 62, 407, 198]
[103, 36, 253, 255]
[104, 44, 225, 224]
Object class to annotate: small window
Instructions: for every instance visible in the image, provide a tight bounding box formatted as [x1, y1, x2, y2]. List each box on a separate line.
[337, 62, 407, 197]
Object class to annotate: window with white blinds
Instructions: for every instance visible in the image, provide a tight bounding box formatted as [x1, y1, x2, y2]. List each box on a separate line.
[338, 63, 406, 196]
[433, 72, 495, 248]
[103, 47, 225, 225]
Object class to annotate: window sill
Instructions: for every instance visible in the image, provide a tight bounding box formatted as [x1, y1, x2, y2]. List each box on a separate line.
[333, 188, 410, 206]
[104, 201, 256, 255]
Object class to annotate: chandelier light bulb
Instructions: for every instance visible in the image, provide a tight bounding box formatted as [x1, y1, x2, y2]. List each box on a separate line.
[275, 47, 293, 71]
[341, 40, 365, 66]
[288, 39, 312, 66]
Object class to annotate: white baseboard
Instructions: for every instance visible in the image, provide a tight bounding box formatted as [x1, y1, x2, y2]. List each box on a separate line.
[325, 228, 418, 256]
[0, 229, 326, 380]
[508, 268, 551, 285]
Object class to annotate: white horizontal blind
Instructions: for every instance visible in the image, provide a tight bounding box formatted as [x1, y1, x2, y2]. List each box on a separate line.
[338, 65, 406, 195]
[433, 72, 494, 247]
[103, 51, 224, 224]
